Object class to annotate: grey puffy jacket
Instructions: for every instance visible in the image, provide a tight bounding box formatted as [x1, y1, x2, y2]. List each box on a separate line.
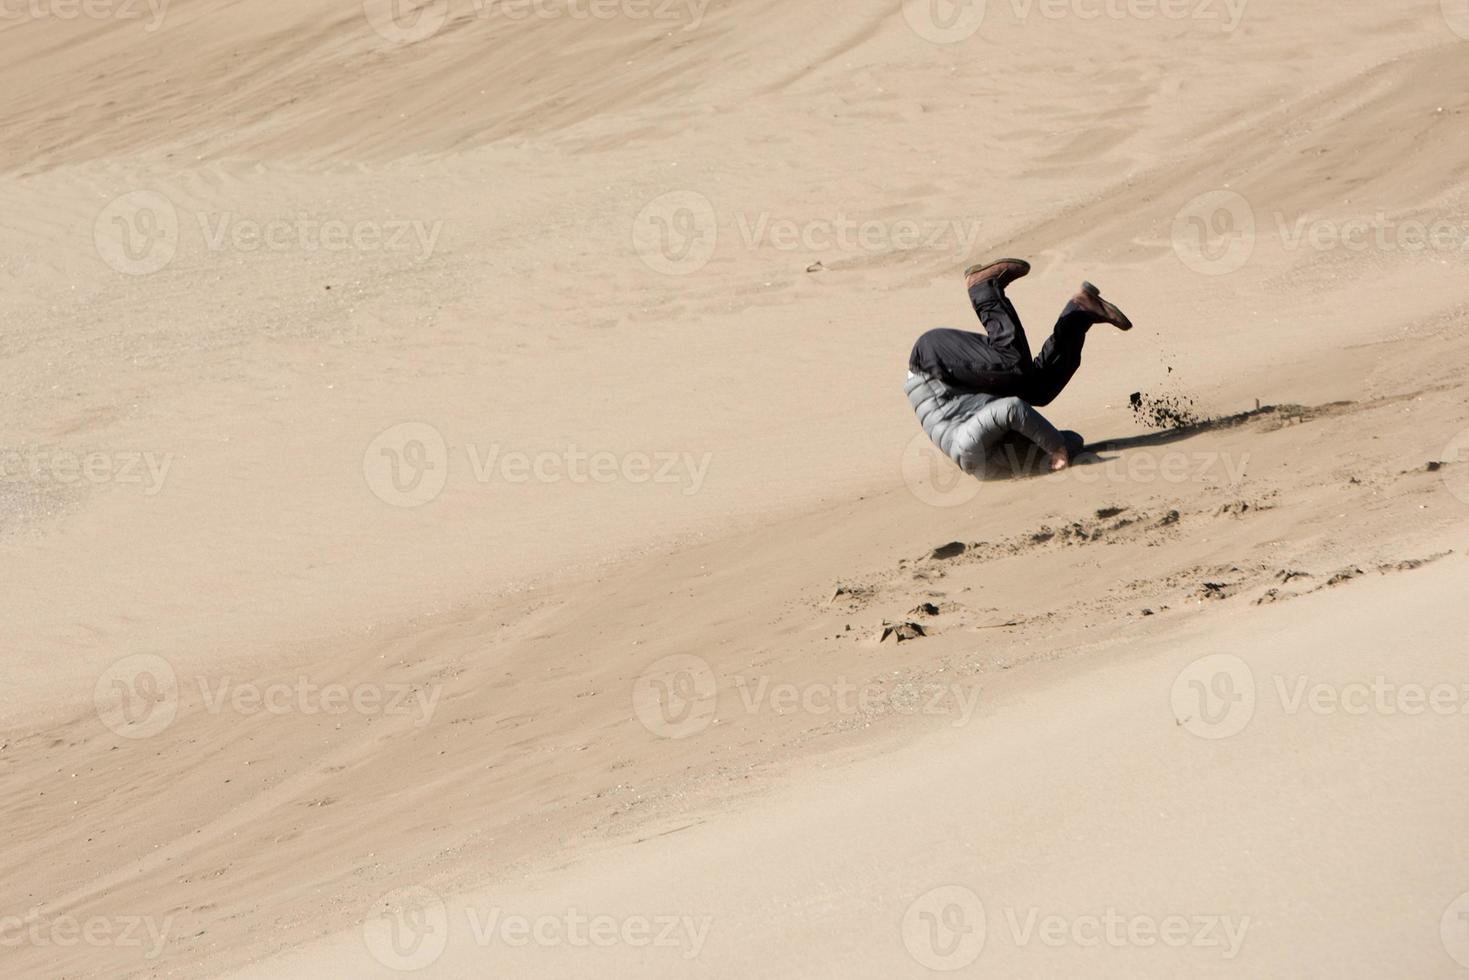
[904, 371, 1066, 476]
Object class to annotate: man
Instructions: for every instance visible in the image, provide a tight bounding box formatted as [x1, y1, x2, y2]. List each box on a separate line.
[905, 258, 1132, 476]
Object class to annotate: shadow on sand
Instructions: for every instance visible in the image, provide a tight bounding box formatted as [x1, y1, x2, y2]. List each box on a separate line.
[979, 403, 1303, 480]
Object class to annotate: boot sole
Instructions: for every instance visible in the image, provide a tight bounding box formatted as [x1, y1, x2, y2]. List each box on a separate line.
[1081, 280, 1132, 331]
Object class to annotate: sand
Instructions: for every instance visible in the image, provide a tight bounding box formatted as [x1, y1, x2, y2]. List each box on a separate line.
[2, 1, 1468, 977]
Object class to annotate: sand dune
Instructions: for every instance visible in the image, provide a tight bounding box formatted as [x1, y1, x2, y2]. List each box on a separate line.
[2, 1, 1468, 977]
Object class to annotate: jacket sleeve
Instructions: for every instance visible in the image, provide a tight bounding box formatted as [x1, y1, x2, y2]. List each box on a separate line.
[991, 397, 1066, 455]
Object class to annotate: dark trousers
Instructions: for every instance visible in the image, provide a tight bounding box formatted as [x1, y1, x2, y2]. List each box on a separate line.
[958, 280, 1093, 408]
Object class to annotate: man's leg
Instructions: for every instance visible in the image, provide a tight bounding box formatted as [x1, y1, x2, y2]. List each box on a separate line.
[957, 279, 1035, 396]
[1020, 283, 1133, 407]
[967, 278, 1034, 369]
[1020, 301, 1092, 407]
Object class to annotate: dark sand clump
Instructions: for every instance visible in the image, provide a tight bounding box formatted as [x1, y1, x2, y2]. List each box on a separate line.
[1129, 390, 1202, 429]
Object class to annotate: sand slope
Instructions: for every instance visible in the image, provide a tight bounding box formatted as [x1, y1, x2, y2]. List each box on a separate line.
[2, 1, 1468, 977]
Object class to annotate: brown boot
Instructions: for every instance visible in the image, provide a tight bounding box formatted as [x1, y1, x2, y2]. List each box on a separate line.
[1073, 280, 1132, 331]
[964, 257, 1030, 290]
